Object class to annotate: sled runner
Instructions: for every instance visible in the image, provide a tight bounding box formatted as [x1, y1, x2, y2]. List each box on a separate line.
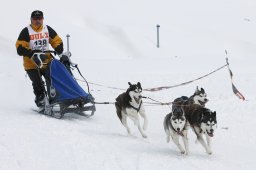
[32, 51, 96, 119]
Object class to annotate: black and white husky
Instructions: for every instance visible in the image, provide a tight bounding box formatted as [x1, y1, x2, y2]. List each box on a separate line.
[164, 107, 189, 154]
[172, 87, 209, 111]
[186, 105, 217, 155]
[115, 82, 148, 138]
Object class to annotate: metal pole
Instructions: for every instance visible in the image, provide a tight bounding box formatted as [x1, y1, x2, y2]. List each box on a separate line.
[65, 34, 76, 66]
[156, 24, 160, 48]
[66, 34, 70, 53]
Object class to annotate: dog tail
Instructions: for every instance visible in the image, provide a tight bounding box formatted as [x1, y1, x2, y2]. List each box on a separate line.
[115, 102, 123, 122]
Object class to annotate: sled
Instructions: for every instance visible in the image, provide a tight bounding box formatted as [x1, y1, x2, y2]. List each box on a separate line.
[32, 51, 96, 119]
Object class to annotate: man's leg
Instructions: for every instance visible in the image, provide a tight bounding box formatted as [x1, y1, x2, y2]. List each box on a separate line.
[26, 69, 45, 107]
[41, 65, 53, 103]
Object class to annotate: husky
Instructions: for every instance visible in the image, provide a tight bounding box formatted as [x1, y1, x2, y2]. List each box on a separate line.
[186, 105, 217, 155]
[190, 87, 209, 106]
[164, 107, 189, 154]
[115, 82, 148, 138]
[172, 86, 209, 111]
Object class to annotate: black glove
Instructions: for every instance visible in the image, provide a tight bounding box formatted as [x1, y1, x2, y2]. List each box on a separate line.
[17, 45, 40, 58]
[33, 54, 47, 67]
[39, 54, 47, 61]
[60, 53, 72, 74]
[60, 54, 70, 64]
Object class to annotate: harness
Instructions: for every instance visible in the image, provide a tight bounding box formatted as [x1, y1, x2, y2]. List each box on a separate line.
[129, 100, 142, 112]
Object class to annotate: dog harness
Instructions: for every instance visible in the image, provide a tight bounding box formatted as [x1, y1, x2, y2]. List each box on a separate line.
[129, 101, 142, 112]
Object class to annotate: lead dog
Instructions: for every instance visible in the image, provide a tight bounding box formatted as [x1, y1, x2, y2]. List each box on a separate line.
[115, 82, 148, 138]
[186, 105, 217, 155]
[164, 107, 189, 154]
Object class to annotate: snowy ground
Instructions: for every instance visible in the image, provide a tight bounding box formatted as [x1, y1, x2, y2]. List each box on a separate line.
[0, 0, 256, 170]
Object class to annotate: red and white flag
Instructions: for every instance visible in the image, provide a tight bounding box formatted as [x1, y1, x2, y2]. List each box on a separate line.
[226, 56, 245, 100]
[232, 83, 245, 100]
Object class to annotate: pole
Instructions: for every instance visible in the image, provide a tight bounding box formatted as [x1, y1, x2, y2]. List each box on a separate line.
[156, 24, 160, 48]
[66, 34, 70, 53]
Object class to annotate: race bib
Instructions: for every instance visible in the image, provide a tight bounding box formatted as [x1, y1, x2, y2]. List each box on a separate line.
[27, 25, 50, 51]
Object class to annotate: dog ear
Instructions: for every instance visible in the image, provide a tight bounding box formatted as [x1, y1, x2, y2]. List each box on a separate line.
[137, 82, 141, 88]
[195, 86, 199, 94]
[201, 88, 205, 93]
[212, 111, 216, 117]
[181, 115, 186, 120]
[128, 82, 132, 86]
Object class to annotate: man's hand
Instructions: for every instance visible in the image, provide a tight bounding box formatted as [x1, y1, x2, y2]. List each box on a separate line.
[60, 51, 71, 58]
[28, 49, 42, 58]
[60, 51, 71, 64]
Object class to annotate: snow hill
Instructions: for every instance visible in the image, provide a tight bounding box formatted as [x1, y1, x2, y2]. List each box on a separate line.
[0, 0, 256, 169]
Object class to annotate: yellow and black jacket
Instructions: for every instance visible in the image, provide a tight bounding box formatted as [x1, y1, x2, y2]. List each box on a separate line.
[16, 24, 63, 70]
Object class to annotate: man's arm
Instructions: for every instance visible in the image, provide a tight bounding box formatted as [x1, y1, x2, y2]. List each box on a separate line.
[47, 25, 63, 54]
[16, 27, 33, 57]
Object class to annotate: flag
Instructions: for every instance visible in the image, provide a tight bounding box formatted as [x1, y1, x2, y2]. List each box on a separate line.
[232, 83, 245, 100]
[226, 57, 245, 100]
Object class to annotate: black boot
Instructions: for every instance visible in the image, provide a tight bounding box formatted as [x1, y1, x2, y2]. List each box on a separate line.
[35, 93, 45, 107]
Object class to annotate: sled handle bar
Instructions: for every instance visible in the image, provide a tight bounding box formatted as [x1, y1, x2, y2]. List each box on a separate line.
[32, 50, 57, 55]
[31, 51, 57, 69]
[31, 50, 78, 68]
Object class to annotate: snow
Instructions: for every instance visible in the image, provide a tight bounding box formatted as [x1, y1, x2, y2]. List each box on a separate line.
[1, 0, 256, 169]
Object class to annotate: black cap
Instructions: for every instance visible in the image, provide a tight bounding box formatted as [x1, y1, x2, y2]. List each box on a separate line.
[31, 10, 43, 18]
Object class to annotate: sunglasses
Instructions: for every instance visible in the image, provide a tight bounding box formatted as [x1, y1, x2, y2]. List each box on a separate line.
[32, 17, 43, 20]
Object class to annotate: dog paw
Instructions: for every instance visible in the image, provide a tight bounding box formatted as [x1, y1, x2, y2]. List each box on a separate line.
[142, 134, 147, 138]
[126, 129, 131, 134]
[207, 150, 212, 155]
[180, 150, 186, 154]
